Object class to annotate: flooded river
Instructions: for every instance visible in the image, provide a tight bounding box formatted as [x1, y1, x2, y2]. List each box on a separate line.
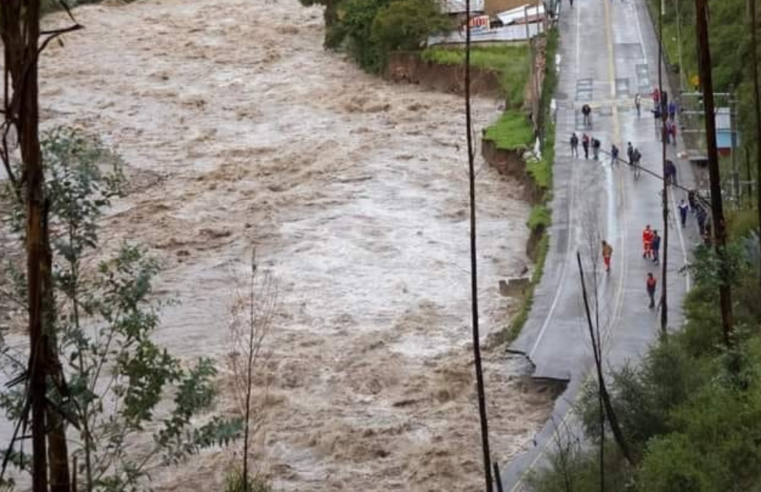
[2, 0, 554, 490]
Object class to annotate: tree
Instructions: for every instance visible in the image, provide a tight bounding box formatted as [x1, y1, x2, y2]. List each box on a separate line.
[0, 128, 242, 492]
[0, 2, 82, 491]
[227, 252, 277, 492]
[370, 0, 451, 62]
[303, 0, 449, 73]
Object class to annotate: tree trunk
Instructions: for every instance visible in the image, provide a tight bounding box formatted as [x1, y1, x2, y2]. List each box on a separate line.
[695, 0, 734, 344]
[46, 220, 71, 492]
[18, 1, 50, 490]
[2, 2, 72, 490]
[750, 0, 761, 297]
[577, 253, 633, 464]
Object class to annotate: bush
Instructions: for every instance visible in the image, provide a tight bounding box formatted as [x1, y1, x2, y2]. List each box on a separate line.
[324, 0, 448, 73]
[527, 205, 550, 232]
[223, 469, 273, 492]
[371, 0, 451, 65]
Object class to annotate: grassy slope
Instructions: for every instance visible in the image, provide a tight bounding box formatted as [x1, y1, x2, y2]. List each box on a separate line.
[422, 44, 531, 108]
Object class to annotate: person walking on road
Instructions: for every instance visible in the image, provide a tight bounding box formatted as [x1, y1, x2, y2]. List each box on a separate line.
[582, 104, 592, 127]
[696, 205, 707, 234]
[634, 93, 642, 117]
[651, 230, 661, 265]
[688, 189, 697, 212]
[643, 224, 654, 259]
[570, 132, 579, 158]
[646, 272, 657, 309]
[582, 133, 590, 159]
[668, 100, 677, 120]
[678, 199, 689, 227]
[632, 148, 642, 178]
[652, 87, 661, 106]
[627, 142, 634, 164]
[664, 159, 677, 185]
[592, 137, 601, 160]
[610, 143, 619, 165]
[602, 240, 613, 273]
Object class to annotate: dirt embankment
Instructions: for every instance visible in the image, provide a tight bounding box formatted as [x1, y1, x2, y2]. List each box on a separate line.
[386, 52, 504, 98]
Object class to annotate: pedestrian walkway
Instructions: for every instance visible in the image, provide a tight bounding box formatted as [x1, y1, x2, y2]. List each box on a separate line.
[501, 0, 700, 489]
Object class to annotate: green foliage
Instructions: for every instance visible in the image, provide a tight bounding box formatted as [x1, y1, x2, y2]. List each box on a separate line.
[527, 205, 550, 232]
[0, 128, 242, 492]
[727, 208, 759, 241]
[484, 110, 534, 151]
[324, 0, 448, 72]
[371, 0, 451, 66]
[529, 228, 761, 492]
[421, 44, 531, 106]
[223, 469, 273, 492]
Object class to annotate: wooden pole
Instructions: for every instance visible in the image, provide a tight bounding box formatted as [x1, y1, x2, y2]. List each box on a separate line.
[465, 0, 494, 489]
[749, 0, 761, 298]
[695, 0, 734, 344]
[658, 0, 669, 335]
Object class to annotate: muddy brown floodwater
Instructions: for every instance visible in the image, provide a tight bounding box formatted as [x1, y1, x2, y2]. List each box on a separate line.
[18, 0, 556, 490]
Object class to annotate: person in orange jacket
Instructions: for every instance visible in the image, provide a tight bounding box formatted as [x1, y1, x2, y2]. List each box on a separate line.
[642, 224, 654, 259]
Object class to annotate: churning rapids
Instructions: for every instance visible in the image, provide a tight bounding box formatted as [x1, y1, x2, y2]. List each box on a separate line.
[1, 0, 554, 490]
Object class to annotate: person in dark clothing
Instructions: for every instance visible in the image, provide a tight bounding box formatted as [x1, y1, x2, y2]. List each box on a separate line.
[582, 133, 590, 159]
[610, 144, 619, 165]
[668, 100, 677, 120]
[592, 138, 601, 160]
[632, 148, 642, 178]
[696, 205, 707, 234]
[678, 199, 689, 227]
[688, 189, 697, 212]
[582, 104, 592, 126]
[570, 132, 579, 157]
[651, 230, 661, 264]
[627, 142, 634, 164]
[664, 159, 677, 185]
[646, 272, 657, 309]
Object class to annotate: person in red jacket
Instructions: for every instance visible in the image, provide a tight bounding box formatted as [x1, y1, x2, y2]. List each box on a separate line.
[642, 225, 654, 259]
[602, 240, 613, 273]
[646, 272, 657, 309]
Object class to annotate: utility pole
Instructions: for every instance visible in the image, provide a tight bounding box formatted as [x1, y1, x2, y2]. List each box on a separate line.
[749, 0, 761, 297]
[465, 0, 494, 489]
[695, 0, 734, 344]
[729, 86, 740, 202]
[658, 0, 669, 335]
[524, 5, 539, 133]
[674, 0, 685, 91]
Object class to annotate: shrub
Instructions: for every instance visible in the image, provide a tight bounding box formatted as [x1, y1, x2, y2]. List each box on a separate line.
[371, 0, 451, 65]
[527, 205, 550, 232]
[223, 469, 273, 492]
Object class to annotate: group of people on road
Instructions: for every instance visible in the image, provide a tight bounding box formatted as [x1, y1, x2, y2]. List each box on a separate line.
[570, 132, 601, 160]
[570, 90, 708, 311]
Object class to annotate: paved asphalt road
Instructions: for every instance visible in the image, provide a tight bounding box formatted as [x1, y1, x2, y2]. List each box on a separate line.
[501, 0, 704, 489]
